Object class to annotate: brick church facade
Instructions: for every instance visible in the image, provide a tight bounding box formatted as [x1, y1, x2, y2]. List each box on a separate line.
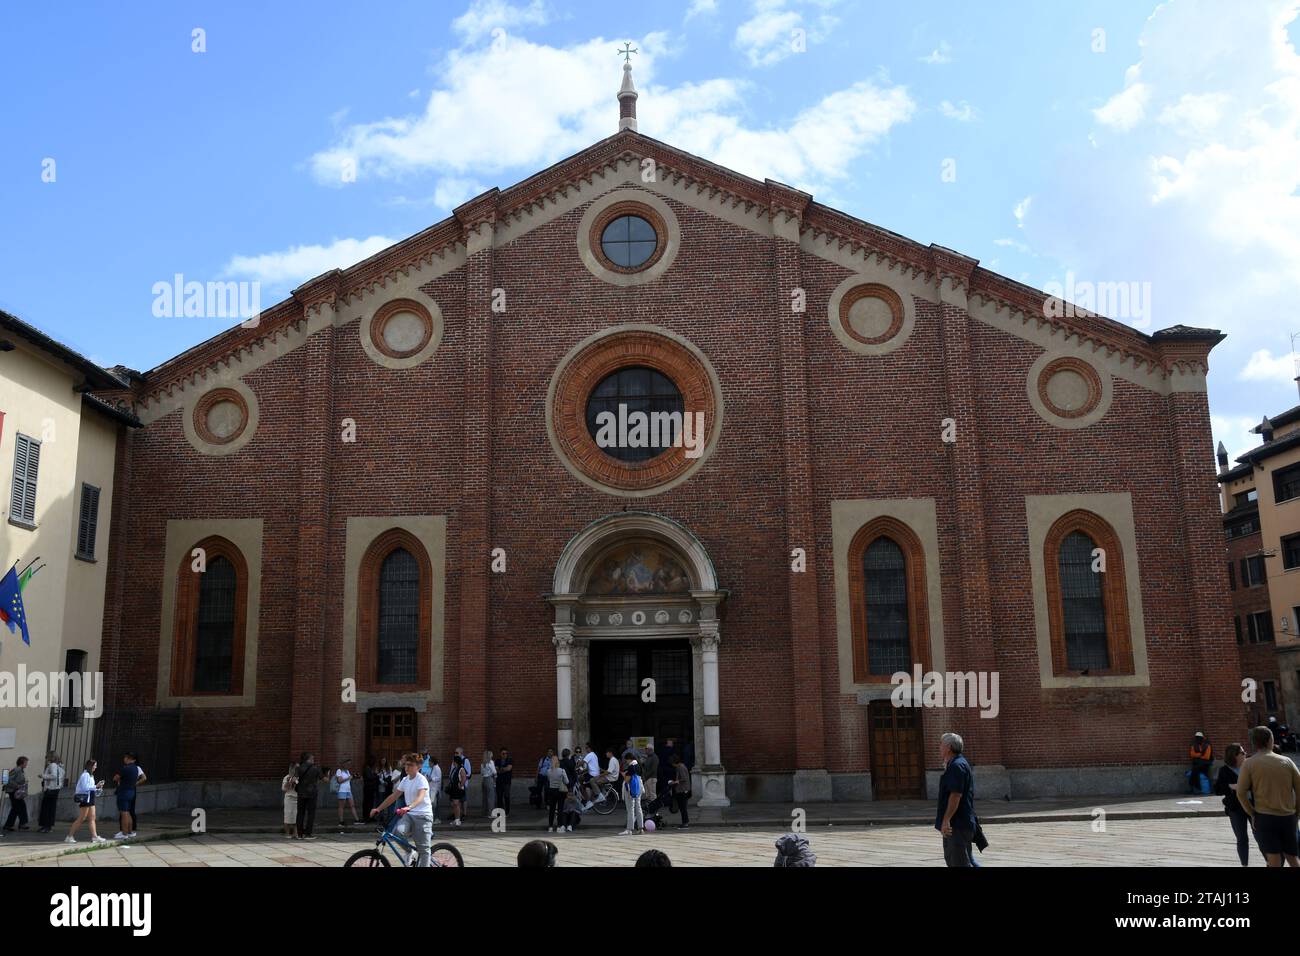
[96, 67, 1241, 803]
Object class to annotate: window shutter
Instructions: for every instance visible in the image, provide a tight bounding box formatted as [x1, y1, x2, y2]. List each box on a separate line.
[77, 484, 100, 557]
[10, 435, 28, 521]
[21, 437, 38, 523]
[10, 434, 39, 524]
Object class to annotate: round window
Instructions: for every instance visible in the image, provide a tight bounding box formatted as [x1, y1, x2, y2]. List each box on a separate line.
[585, 366, 684, 462]
[599, 214, 658, 269]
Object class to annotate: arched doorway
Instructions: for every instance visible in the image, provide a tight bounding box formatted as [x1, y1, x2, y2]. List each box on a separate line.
[547, 512, 729, 806]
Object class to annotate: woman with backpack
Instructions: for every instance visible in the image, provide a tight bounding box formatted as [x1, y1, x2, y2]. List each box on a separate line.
[282, 762, 299, 838]
[446, 753, 467, 826]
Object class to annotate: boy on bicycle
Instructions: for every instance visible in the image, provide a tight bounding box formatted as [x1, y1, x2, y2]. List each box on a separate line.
[370, 753, 434, 867]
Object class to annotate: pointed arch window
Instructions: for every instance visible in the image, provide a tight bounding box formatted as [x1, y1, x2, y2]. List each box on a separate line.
[1044, 511, 1133, 676]
[848, 517, 931, 683]
[172, 536, 248, 696]
[358, 529, 432, 692]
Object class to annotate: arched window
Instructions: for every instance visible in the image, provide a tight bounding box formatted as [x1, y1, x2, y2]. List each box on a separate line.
[377, 549, 420, 684]
[172, 536, 248, 696]
[1045, 511, 1133, 676]
[848, 518, 930, 683]
[358, 529, 432, 692]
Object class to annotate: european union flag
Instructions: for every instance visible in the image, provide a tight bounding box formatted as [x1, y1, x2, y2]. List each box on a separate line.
[0, 567, 30, 645]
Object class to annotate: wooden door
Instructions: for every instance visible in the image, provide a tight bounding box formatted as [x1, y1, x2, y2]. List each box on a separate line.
[868, 700, 925, 799]
[365, 708, 416, 766]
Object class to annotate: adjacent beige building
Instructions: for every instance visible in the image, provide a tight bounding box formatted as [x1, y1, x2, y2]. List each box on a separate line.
[1219, 403, 1300, 729]
[0, 309, 137, 775]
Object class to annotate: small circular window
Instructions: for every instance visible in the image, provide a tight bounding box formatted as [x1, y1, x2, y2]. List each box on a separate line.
[585, 366, 684, 462]
[600, 215, 658, 269]
[588, 200, 668, 276]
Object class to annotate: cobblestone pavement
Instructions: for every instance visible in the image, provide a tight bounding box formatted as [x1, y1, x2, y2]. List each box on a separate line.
[11, 815, 1269, 867]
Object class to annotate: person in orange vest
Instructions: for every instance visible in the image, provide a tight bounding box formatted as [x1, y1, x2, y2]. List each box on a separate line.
[1188, 731, 1214, 794]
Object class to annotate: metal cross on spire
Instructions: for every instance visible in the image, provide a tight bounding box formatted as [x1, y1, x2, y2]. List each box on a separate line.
[618, 42, 637, 64]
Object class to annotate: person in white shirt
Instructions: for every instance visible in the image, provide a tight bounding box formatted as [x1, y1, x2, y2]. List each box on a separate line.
[38, 751, 65, 833]
[581, 745, 602, 805]
[64, 759, 107, 844]
[371, 753, 434, 867]
[335, 761, 360, 828]
[480, 750, 497, 819]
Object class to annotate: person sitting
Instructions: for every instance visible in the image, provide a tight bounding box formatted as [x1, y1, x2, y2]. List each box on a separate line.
[1188, 731, 1214, 793]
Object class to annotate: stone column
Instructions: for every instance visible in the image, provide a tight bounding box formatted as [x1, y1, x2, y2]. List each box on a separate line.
[694, 593, 729, 806]
[553, 625, 574, 755]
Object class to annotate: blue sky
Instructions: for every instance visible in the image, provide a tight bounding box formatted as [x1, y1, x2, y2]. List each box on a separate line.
[1, 0, 1297, 460]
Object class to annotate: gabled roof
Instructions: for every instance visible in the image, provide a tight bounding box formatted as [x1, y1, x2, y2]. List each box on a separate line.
[133, 128, 1220, 405]
[0, 308, 127, 390]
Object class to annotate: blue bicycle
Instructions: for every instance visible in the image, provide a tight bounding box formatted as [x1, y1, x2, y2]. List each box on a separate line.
[344, 810, 464, 868]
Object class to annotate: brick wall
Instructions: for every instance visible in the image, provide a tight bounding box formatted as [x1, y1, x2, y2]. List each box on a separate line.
[101, 177, 1242, 783]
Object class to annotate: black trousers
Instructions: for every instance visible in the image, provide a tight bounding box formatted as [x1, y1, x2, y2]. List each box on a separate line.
[673, 792, 689, 825]
[496, 775, 512, 813]
[1227, 809, 1252, 866]
[3, 797, 28, 829]
[296, 795, 317, 837]
[546, 788, 564, 829]
[362, 784, 377, 820]
[943, 828, 975, 867]
[39, 790, 59, 829]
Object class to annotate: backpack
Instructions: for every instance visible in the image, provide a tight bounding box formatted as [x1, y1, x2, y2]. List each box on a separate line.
[627, 771, 642, 798]
[329, 771, 341, 794]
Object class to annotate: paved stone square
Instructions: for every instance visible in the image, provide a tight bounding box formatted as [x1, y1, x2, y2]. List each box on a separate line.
[9, 815, 1270, 868]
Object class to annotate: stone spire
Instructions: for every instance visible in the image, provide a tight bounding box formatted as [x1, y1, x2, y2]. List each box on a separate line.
[1216, 441, 1229, 474]
[617, 43, 638, 132]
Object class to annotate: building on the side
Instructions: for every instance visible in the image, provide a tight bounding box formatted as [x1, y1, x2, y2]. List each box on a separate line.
[0, 309, 140, 779]
[94, 67, 1242, 805]
[1219, 405, 1300, 731]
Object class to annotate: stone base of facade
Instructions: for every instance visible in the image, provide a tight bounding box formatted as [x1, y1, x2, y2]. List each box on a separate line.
[136, 764, 1202, 810]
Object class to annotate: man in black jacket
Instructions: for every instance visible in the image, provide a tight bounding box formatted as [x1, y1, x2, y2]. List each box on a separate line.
[295, 753, 322, 839]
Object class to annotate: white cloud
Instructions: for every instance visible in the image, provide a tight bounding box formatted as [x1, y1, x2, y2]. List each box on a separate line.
[1027, 0, 1300, 443]
[432, 177, 486, 210]
[939, 99, 976, 121]
[224, 236, 398, 288]
[451, 0, 549, 42]
[1213, 413, 1267, 462]
[1157, 92, 1229, 133]
[1240, 348, 1298, 384]
[686, 0, 718, 19]
[308, 29, 913, 196]
[733, 1, 837, 68]
[1093, 74, 1151, 131]
[919, 41, 951, 64]
[1013, 195, 1032, 227]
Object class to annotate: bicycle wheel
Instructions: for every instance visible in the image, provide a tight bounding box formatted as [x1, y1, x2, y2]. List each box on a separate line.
[343, 848, 390, 867]
[592, 784, 619, 815]
[430, 842, 464, 867]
